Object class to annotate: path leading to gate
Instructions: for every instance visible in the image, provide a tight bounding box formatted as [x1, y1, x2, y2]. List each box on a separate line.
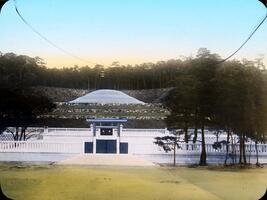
[57, 154, 156, 166]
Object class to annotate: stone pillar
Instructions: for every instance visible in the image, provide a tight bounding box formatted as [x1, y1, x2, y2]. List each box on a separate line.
[90, 124, 94, 133]
[93, 137, 96, 155]
[116, 137, 120, 155]
[117, 124, 123, 155]
[119, 124, 123, 136]
[44, 126, 48, 134]
[93, 124, 96, 137]
[90, 123, 97, 154]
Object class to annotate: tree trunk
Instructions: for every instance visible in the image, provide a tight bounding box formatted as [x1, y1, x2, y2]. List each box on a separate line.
[248, 142, 252, 164]
[19, 128, 24, 141]
[173, 142, 176, 166]
[255, 141, 259, 166]
[184, 123, 189, 143]
[242, 134, 247, 164]
[15, 127, 19, 141]
[199, 122, 207, 166]
[224, 130, 230, 165]
[239, 135, 243, 164]
[231, 135, 237, 164]
[239, 134, 247, 164]
[23, 127, 26, 141]
[184, 120, 189, 150]
[193, 110, 198, 144]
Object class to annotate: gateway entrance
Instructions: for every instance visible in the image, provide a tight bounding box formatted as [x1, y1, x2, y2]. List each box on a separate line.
[84, 118, 128, 154]
[96, 140, 116, 154]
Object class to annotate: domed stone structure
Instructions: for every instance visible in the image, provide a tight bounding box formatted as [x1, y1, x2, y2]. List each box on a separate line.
[69, 89, 145, 105]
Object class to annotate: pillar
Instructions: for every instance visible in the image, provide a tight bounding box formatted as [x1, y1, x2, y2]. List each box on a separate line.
[116, 137, 120, 155]
[44, 126, 48, 134]
[93, 137, 96, 155]
[90, 124, 94, 133]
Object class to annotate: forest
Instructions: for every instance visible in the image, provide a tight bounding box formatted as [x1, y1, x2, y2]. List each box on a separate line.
[161, 48, 267, 165]
[3, 48, 264, 90]
[0, 52, 181, 90]
[1, 48, 267, 165]
[0, 49, 266, 90]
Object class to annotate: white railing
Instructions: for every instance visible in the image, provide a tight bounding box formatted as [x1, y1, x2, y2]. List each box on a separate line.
[1, 141, 267, 155]
[0, 141, 82, 154]
[123, 129, 167, 134]
[176, 143, 267, 155]
[45, 128, 92, 137]
[47, 128, 90, 133]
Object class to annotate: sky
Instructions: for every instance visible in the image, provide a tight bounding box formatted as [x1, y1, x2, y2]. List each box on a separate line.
[0, 0, 267, 68]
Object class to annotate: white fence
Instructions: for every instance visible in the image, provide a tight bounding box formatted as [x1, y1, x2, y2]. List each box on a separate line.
[47, 128, 91, 136]
[47, 128, 91, 133]
[44, 128, 93, 139]
[0, 141, 82, 154]
[123, 128, 167, 134]
[1, 141, 267, 155]
[176, 143, 267, 155]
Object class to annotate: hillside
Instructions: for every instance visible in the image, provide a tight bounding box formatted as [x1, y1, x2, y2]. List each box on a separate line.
[33, 87, 173, 103]
[33, 87, 89, 103]
[32, 87, 171, 128]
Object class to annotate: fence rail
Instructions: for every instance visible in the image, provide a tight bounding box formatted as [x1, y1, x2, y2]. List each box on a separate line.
[123, 129, 167, 134]
[47, 128, 90, 133]
[1, 141, 267, 155]
[0, 141, 82, 153]
[176, 143, 267, 155]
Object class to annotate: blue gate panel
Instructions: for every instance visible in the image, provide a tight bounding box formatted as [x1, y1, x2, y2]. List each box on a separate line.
[96, 140, 117, 154]
[84, 142, 93, 154]
[120, 143, 128, 154]
[107, 140, 117, 153]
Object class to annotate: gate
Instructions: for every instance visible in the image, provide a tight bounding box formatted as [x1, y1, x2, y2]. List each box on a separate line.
[120, 143, 128, 154]
[84, 142, 93, 153]
[96, 140, 117, 154]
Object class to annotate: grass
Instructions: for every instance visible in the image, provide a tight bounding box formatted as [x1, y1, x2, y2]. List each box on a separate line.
[0, 163, 266, 200]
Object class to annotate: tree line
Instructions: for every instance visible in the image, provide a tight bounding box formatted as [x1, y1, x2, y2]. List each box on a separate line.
[156, 48, 267, 166]
[0, 52, 186, 90]
[1, 51, 265, 91]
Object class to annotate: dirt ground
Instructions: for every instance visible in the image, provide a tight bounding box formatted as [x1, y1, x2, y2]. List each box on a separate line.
[0, 163, 266, 200]
[57, 154, 155, 166]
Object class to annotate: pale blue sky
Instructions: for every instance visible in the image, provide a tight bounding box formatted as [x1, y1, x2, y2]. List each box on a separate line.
[0, 0, 266, 67]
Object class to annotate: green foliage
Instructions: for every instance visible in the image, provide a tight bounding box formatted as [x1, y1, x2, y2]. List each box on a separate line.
[0, 86, 56, 140]
[0, 53, 183, 90]
[162, 49, 267, 165]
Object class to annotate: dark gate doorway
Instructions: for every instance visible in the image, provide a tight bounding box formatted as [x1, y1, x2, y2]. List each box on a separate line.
[84, 142, 93, 154]
[120, 143, 128, 154]
[96, 140, 117, 154]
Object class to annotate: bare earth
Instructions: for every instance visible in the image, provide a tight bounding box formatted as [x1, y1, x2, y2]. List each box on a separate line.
[0, 163, 266, 200]
[57, 154, 156, 166]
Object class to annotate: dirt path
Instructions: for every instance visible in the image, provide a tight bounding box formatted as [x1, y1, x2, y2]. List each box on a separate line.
[57, 154, 156, 166]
